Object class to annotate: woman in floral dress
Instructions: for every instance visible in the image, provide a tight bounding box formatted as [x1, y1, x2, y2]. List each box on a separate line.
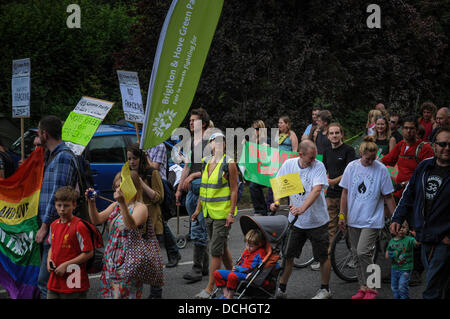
[86, 170, 148, 299]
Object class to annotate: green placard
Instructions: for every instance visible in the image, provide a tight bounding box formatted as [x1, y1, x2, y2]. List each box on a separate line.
[62, 112, 102, 146]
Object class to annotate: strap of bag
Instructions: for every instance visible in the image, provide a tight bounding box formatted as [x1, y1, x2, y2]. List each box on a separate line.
[49, 148, 86, 193]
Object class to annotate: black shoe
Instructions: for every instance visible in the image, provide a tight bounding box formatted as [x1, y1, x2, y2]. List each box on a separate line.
[409, 271, 422, 286]
[166, 253, 181, 268]
[183, 271, 203, 283]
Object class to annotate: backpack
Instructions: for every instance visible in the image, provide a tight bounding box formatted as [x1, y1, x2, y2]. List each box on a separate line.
[161, 178, 176, 221]
[79, 219, 104, 274]
[221, 156, 245, 203]
[144, 168, 176, 221]
[50, 148, 93, 221]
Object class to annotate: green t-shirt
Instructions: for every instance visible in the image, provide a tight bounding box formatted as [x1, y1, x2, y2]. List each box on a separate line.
[386, 236, 417, 271]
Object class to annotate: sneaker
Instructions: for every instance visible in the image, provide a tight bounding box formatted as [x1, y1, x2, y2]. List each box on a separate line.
[409, 271, 422, 286]
[310, 261, 320, 271]
[195, 289, 212, 299]
[312, 288, 332, 299]
[166, 253, 181, 268]
[275, 288, 287, 299]
[351, 289, 366, 299]
[363, 289, 378, 299]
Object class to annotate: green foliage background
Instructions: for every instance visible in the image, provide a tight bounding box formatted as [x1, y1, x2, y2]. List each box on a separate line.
[0, 0, 448, 139]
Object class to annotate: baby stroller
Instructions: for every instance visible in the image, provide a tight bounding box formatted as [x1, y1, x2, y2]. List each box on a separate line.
[213, 214, 294, 299]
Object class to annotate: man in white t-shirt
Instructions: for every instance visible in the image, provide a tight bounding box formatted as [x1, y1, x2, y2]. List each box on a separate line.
[270, 140, 332, 299]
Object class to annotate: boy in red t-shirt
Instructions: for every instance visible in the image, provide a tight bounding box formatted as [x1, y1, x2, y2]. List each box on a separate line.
[46, 186, 93, 299]
[214, 229, 266, 299]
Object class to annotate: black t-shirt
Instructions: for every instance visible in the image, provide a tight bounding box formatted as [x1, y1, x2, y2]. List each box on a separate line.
[425, 164, 450, 216]
[189, 138, 210, 175]
[323, 143, 356, 198]
[392, 130, 403, 145]
[376, 138, 390, 156]
[316, 131, 332, 155]
[0, 151, 15, 178]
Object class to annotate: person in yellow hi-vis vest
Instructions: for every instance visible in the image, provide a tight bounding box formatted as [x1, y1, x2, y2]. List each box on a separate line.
[192, 132, 239, 299]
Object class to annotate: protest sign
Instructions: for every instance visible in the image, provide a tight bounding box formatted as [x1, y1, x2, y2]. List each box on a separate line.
[120, 162, 137, 203]
[117, 70, 145, 124]
[238, 141, 299, 187]
[0, 147, 44, 299]
[62, 96, 114, 155]
[270, 172, 305, 200]
[140, 0, 224, 150]
[11, 58, 31, 118]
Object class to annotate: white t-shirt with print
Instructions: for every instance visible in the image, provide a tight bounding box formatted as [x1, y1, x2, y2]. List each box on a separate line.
[276, 158, 329, 229]
[339, 159, 394, 229]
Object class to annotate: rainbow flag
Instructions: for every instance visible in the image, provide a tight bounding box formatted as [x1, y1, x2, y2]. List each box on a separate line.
[0, 147, 44, 299]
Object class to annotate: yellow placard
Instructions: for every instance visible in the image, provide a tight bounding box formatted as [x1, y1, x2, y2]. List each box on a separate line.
[270, 173, 305, 200]
[120, 162, 137, 203]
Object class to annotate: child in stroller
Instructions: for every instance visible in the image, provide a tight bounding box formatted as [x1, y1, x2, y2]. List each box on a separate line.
[214, 229, 267, 299]
[211, 214, 291, 299]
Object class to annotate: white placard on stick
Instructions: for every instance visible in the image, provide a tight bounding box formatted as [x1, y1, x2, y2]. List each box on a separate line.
[117, 70, 145, 124]
[12, 58, 31, 118]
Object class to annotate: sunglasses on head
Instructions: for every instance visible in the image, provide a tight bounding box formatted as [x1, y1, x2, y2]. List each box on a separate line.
[435, 141, 450, 148]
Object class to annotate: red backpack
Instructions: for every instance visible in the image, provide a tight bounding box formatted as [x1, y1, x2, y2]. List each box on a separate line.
[79, 219, 104, 274]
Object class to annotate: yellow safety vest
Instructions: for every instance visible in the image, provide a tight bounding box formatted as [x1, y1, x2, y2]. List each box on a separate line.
[199, 155, 237, 219]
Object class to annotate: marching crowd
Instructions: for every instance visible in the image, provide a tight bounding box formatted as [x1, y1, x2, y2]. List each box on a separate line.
[0, 102, 448, 300]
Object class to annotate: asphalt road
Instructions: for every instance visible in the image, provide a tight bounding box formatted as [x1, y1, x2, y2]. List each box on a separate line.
[0, 207, 425, 300]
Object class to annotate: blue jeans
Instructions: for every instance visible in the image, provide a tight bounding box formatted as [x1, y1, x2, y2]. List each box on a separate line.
[162, 220, 179, 258]
[37, 242, 50, 299]
[421, 242, 450, 299]
[391, 269, 411, 299]
[249, 182, 268, 215]
[185, 178, 208, 247]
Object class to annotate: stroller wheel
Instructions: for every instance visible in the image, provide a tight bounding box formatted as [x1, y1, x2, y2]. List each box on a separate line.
[293, 239, 315, 268]
[176, 235, 187, 249]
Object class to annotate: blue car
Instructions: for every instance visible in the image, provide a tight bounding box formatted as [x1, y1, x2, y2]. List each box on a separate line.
[9, 123, 183, 212]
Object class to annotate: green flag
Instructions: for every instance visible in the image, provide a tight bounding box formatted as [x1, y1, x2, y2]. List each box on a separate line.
[239, 142, 300, 187]
[140, 0, 224, 150]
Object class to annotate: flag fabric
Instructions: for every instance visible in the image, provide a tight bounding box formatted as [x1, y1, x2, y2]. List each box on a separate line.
[238, 141, 299, 187]
[0, 147, 44, 299]
[140, 0, 224, 150]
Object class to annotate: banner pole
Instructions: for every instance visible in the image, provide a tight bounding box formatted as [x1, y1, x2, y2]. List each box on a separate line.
[20, 118, 25, 163]
[135, 122, 140, 142]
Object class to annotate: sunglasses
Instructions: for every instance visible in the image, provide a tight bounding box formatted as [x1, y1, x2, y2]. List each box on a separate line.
[435, 142, 450, 148]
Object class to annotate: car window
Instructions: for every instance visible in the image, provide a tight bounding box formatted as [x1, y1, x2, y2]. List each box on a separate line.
[85, 135, 127, 163]
[123, 134, 138, 146]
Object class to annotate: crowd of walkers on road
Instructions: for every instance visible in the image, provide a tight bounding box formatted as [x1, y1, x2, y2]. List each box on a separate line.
[2, 102, 448, 300]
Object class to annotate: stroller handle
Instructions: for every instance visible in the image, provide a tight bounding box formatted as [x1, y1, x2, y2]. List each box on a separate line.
[289, 215, 298, 228]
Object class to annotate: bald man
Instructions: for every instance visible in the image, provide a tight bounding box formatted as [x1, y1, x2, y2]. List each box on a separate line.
[270, 140, 332, 299]
[430, 107, 449, 142]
